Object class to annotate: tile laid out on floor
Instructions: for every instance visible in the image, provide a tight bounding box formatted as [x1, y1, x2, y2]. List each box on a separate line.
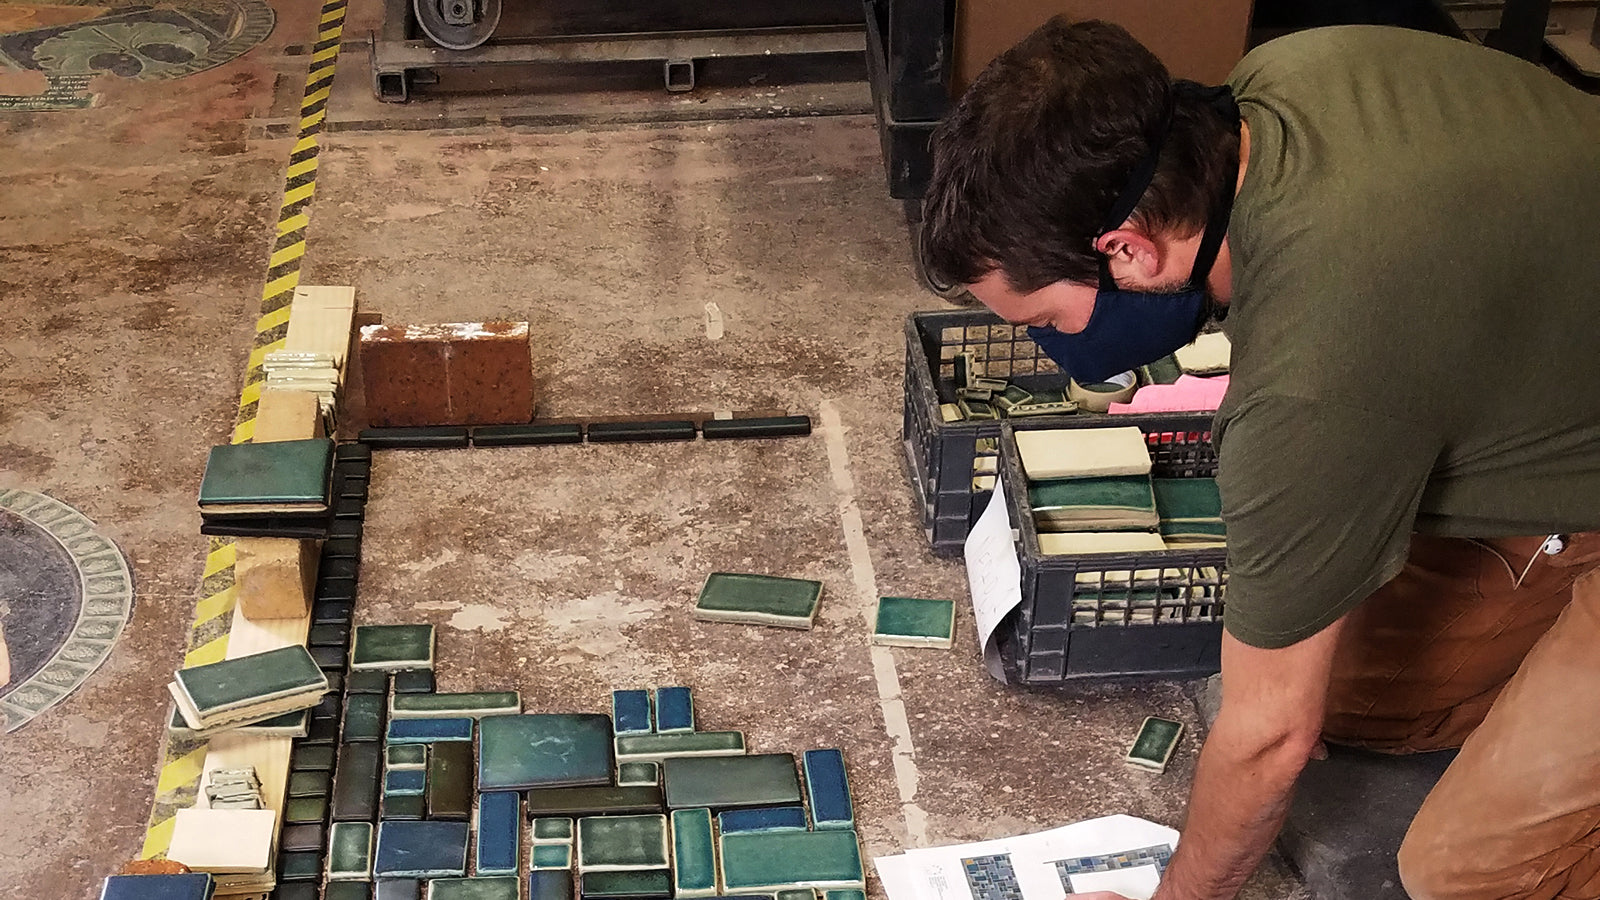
[426, 741, 474, 820]
[343, 693, 387, 741]
[670, 808, 717, 899]
[387, 717, 474, 744]
[373, 820, 470, 878]
[801, 749, 855, 830]
[475, 791, 521, 876]
[777, 890, 819, 900]
[384, 792, 427, 820]
[279, 851, 322, 881]
[579, 869, 674, 899]
[425, 876, 520, 900]
[280, 822, 326, 853]
[325, 883, 373, 900]
[286, 770, 331, 798]
[284, 796, 328, 825]
[376, 879, 422, 900]
[693, 573, 824, 629]
[652, 687, 694, 733]
[528, 870, 575, 900]
[871, 596, 957, 649]
[350, 624, 436, 671]
[825, 890, 867, 900]
[393, 670, 436, 693]
[347, 670, 389, 694]
[100, 874, 215, 900]
[531, 816, 574, 842]
[576, 814, 670, 872]
[616, 761, 659, 787]
[333, 743, 382, 822]
[291, 744, 336, 772]
[327, 822, 374, 880]
[611, 689, 653, 735]
[523, 785, 664, 817]
[718, 829, 866, 891]
[386, 743, 427, 769]
[662, 754, 802, 810]
[717, 805, 808, 834]
[477, 714, 614, 790]
[385, 769, 426, 795]
[531, 843, 572, 869]
[613, 731, 745, 764]
[389, 691, 520, 719]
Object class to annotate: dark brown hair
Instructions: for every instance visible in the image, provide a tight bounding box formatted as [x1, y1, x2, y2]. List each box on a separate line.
[921, 17, 1239, 292]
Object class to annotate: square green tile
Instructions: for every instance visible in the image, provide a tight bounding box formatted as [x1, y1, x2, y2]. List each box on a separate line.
[532, 844, 572, 869]
[287, 770, 331, 798]
[576, 815, 669, 872]
[532, 817, 574, 842]
[349, 624, 436, 671]
[327, 822, 373, 880]
[871, 597, 956, 649]
[662, 754, 801, 810]
[616, 762, 658, 787]
[386, 744, 427, 769]
[283, 796, 328, 825]
[826, 890, 867, 900]
[718, 830, 865, 891]
[670, 808, 716, 899]
[426, 877, 520, 900]
[777, 890, 818, 900]
[477, 714, 614, 791]
[693, 573, 823, 629]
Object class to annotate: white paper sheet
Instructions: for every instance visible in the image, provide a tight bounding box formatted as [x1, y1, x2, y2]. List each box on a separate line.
[963, 474, 1023, 680]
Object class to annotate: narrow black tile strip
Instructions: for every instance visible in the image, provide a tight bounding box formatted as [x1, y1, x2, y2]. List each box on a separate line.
[471, 423, 583, 446]
[426, 741, 473, 820]
[201, 519, 329, 539]
[329, 519, 363, 539]
[359, 426, 470, 449]
[586, 421, 697, 443]
[322, 537, 362, 560]
[334, 497, 367, 520]
[321, 558, 359, 580]
[314, 600, 354, 626]
[275, 882, 320, 900]
[701, 415, 813, 440]
[309, 623, 350, 647]
[523, 785, 664, 816]
[311, 645, 347, 670]
[375, 879, 422, 900]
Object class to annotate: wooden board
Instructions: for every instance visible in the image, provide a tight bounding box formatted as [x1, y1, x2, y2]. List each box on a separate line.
[253, 389, 322, 443]
[284, 285, 357, 367]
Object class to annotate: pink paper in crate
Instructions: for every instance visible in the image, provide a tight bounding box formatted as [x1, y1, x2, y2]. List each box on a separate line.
[1109, 375, 1229, 415]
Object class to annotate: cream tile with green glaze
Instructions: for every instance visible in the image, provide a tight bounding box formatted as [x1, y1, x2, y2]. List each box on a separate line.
[532, 817, 574, 842]
[425, 876, 520, 900]
[693, 573, 823, 629]
[718, 830, 866, 891]
[349, 624, 435, 671]
[613, 731, 745, 764]
[388, 691, 520, 719]
[671, 809, 717, 899]
[871, 597, 956, 649]
[326, 822, 373, 880]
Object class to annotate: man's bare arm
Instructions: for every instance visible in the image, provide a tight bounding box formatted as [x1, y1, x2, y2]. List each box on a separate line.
[1152, 619, 1346, 900]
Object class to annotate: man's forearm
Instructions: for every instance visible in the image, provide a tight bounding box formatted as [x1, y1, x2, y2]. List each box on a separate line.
[1151, 715, 1312, 900]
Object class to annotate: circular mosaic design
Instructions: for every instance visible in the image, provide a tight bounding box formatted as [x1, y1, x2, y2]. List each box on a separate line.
[0, 0, 275, 82]
[0, 489, 134, 733]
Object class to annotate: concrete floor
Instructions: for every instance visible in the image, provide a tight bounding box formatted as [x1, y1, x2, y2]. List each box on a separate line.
[0, 1, 1308, 897]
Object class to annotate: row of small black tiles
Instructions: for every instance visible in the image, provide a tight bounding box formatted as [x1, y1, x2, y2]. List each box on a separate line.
[358, 415, 814, 450]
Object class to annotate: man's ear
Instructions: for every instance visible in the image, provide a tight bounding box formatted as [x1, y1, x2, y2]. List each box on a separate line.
[1094, 228, 1162, 280]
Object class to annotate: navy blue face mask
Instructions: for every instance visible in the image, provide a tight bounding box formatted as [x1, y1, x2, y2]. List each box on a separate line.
[1028, 83, 1240, 385]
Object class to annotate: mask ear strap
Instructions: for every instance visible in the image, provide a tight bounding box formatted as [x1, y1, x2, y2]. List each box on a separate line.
[1178, 83, 1241, 289]
[1096, 254, 1118, 292]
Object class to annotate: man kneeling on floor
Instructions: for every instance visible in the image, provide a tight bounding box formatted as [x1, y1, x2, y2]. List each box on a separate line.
[921, 16, 1600, 900]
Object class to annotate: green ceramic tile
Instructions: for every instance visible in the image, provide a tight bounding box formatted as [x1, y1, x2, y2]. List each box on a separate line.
[291, 745, 337, 772]
[1152, 477, 1222, 521]
[616, 762, 658, 787]
[662, 754, 801, 810]
[393, 670, 435, 693]
[287, 770, 331, 798]
[350, 625, 436, 671]
[279, 850, 322, 881]
[826, 891, 866, 900]
[346, 670, 390, 694]
[719, 830, 865, 891]
[523, 786, 663, 818]
[777, 890, 818, 900]
[532, 817, 574, 842]
[532, 844, 572, 869]
[477, 714, 614, 791]
[1028, 475, 1159, 531]
[426, 741, 474, 820]
[173, 645, 327, 717]
[613, 731, 745, 764]
[390, 691, 520, 719]
[426, 877, 519, 900]
[578, 870, 673, 900]
[694, 573, 823, 629]
[386, 744, 427, 769]
[384, 792, 426, 820]
[871, 597, 956, 649]
[327, 822, 373, 880]
[344, 693, 386, 742]
[529, 871, 575, 900]
[198, 438, 333, 508]
[670, 808, 716, 898]
[576, 815, 669, 872]
[332, 743, 381, 822]
[283, 796, 328, 825]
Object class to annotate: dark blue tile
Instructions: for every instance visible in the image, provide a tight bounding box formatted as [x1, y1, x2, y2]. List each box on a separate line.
[374, 879, 421, 900]
[801, 749, 855, 829]
[528, 870, 574, 900]
[373, 820, 470, 877]
[611, 690, 652, 735]
[387, 717, 473, 743]
[717, 805, 809, 834]
[476, 791, 521, 875]
[653, 687, 693, 733]
[100, 874, 214, 900]
[385, 768, 426, 795]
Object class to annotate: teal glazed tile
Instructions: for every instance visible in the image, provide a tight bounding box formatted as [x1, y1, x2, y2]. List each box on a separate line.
[386, 769, 426, 795]
[477, 714, 614, 791]
[288, 770, 332, 798]
[826, 890, 867, 900]
[390, 691, 520, 719]
[718, 830, 865, 891]
[387, 744, 427, 769]
[376, 880, 422, 900]
[292, 744, 337, 772]
[529, 870, 575, 900]
[694, 573, 823, 629]
[476, 791, 521, 876]
[426, 877, 520, 900]
[801, 749, 855, 830]
[871, 596, 956, 649]
[426, 741, 474, 820]
[576, 815, 669, 871]
[670, 808, 716, 898]
[384, 792, 426, 820]
[279, 850, 322, 881]
[523, 785, 663, 817]
[532, 843, 572, 869]
[388, 717, 474, 743]
[662, 754, 801, 810]
[578, 870, 673, 900]
[393, 670, 436, 693]
[616, 762, 658, 787]
[173, 645, 328, 716]
[284, 795, 328, 825]
[613, 731, 745, 763]
[350, 624, 436, 671]
[347, 670, 390, 694]
[532, 817, 574, 842]
[325, 883, 373, 900]
[373, 820, 470, 877]
[344, 693, 387, 742]
[652, 687, 693, 733]
[611, 690, 652, 735]
[717, 806, 807, 834]
[777, 891, 818, 900]
[328, 821, 374, 880]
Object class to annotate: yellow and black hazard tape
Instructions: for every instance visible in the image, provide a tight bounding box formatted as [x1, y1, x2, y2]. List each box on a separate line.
[139, 0, 349, 861]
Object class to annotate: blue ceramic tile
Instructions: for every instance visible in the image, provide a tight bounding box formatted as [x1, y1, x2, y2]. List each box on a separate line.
[388, 717, 474, 744]
[528, 870, 574, 900]
[385, 768, 426, 795]
[653, 687, 693, 733]
[476, 791, 521, 876]
[100, 874, 214, 900]
[801, 749, 854, 829]
[611, 690, 653, 736]
[373, 820, 470, 877]
[717, 806, 808, 834]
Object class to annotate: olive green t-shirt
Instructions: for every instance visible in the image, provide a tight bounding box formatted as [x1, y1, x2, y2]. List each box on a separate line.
[1216, 26, 1600, 649]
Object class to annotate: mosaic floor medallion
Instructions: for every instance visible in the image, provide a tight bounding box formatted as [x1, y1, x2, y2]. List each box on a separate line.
[0, 489, 134, 732]
[0, 0, 274, 82]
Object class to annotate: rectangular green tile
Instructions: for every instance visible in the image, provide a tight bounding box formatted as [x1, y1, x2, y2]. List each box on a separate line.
[198, 438, 333, 508]
[390, 691, 521, 719]
[776, 890, 818, 900]
[171, 645, 327, 723]
[350, 624, 435, 671]
[426, 877, 520, 900]
[426, 741, 474, 821]
[693, 573, 823, 629]
[718, 830, 865, 891]
[291, 744, 336, 772]
[346, 670, 389, 694]
[531, 817, 573, 842]
[871, 597, 956, 649]
[1152, 476, 1222, 521]
[343, 693, 386, 742]
[670, 808, 716, 899]
[283, 796, 328, 825]
[613, 731, 745, 764]
[531, 844, 571, 869]
[383, 792, 426, 820]
[662, 754, 800, 810]
[578, 870, 672, 900]
[478, 714, 614, 791]
[392, 670, 435, 693]
[616, 762, 658, 787]
[386, 744, 427, 769]
[524, 785, 663, 818]
[327, 822, 373, 880]
[576, 815, 668, 872]
[826, 890, 867, 900]
[287, 770, 331, 798]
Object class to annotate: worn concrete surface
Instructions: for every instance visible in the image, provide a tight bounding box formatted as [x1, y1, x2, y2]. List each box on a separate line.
[0, 1, 1307, 898]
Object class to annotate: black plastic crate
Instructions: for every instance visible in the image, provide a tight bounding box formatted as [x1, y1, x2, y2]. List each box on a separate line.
[993, 419, 1227, 684]
[863, 0, 949, 199]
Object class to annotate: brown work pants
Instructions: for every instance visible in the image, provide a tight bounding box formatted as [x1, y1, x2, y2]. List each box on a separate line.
[1322, 532, 1600, 899]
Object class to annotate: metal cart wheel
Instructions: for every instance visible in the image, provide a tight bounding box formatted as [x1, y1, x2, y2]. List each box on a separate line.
[413, 0, 502, 50]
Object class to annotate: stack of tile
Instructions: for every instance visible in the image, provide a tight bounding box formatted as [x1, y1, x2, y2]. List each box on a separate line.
[167, 804, 278, 896]
[205, 768, 265, 809]
[264, 350, 343, 428]
[197, 437, 336, 539]
[1153, 477, 1226, 545]
[167, 645, 330, 736]
[938, 350, 1080, 423]
[1016, 427, 1159, 533]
